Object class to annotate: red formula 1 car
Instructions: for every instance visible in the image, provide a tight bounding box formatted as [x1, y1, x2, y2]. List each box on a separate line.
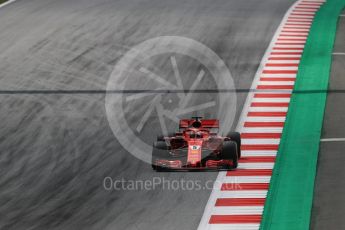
[152, 117, 241, 171]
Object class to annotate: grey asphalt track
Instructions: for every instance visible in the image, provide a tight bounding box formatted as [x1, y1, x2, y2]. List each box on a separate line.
[311, 11, 345, 230]
[0, 0, 295, 229]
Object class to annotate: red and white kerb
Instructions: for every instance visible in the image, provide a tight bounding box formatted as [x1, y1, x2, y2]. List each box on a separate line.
[198, 0, 325, 229]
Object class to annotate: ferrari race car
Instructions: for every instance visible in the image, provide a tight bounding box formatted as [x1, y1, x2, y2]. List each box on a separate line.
[152, 117, 241, 171]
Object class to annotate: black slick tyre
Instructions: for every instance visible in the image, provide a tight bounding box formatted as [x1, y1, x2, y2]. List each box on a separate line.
[220, 141, 239, 168]
[227, 132, 241, 158]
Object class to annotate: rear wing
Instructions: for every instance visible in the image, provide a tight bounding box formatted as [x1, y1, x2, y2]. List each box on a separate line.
[179, 119, 219, 129]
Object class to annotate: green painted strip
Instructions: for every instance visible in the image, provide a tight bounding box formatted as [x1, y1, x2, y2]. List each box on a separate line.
[260, 1, 345, 230]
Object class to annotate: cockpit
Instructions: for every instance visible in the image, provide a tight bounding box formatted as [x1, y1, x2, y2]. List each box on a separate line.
[185, 130, 204, 139]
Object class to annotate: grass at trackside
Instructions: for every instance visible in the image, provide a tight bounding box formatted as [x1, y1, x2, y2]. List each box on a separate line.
[0, 0, 9, 4]
[260, 1, 345, 230]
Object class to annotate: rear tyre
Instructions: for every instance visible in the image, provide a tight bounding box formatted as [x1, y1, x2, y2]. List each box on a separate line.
[227, 132, 241, 158]
[220, 141, 238, 168]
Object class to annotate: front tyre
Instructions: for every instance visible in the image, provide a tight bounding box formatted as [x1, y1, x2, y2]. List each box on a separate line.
[227, 132, 241, 158]
[220, 141, 238, 168]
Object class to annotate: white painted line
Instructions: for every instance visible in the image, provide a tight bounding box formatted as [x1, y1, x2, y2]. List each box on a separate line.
[267, 60, 300, 64]
[206, 224, 260, 230]
[286, 21, 312, 24]
[280, 31, 309, 35]
[273, 44, 305, 48]
[223, 176, 271, 183]
[284, 23, 312, 26]
[284, 24, 311, 27]
[293, 11, 317, 14]
[290, 11, 317, 15]
[283, 25, 311, 28]
[333, 52, 345, 55]
[270, 53, 302, 57]
[298, 2, 323, 5]
[266, 60, 300, 65]
[286, 20, 313, 24]
[294, 7, 319, 9]
[288, 17, 313, 20]
[252, 98, 291, 102]
[320, 138, 345, 142]
[276, 40, 305, 44]
[293, 9, 318, 12]
[218, 190, 268, 198]
[0, 0, 17, 9]
[253, 95, 291, 99]
[303, 0, 325, 2]
[299, 1, 324, 4]
[296, 7, 320, 11]
[272, 48, 305, 52]
[238, 163, 274, 169]
[248, 107, 288, 112]
[245, 117, 285, 124]
[211, 206, 264, 215]
[278, 36, 307, 39]
[242, 137, 280, 145]
[290, 13, 314, 17]
[246, 117, 284, 122]
[241, 150, 277, 157]
[258, 81, 295, 85]
[263, 66, 299, 70]
[252, 92, 292, 96]
[340, 14, 345, 17]
[242, 127, 284, 133]
[283, 27, 310, 30]
[242, 138, 281, 145]
[280, 30, 309, 34]
[261, 73, 297, 78]
[296, 4, 321, 8]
